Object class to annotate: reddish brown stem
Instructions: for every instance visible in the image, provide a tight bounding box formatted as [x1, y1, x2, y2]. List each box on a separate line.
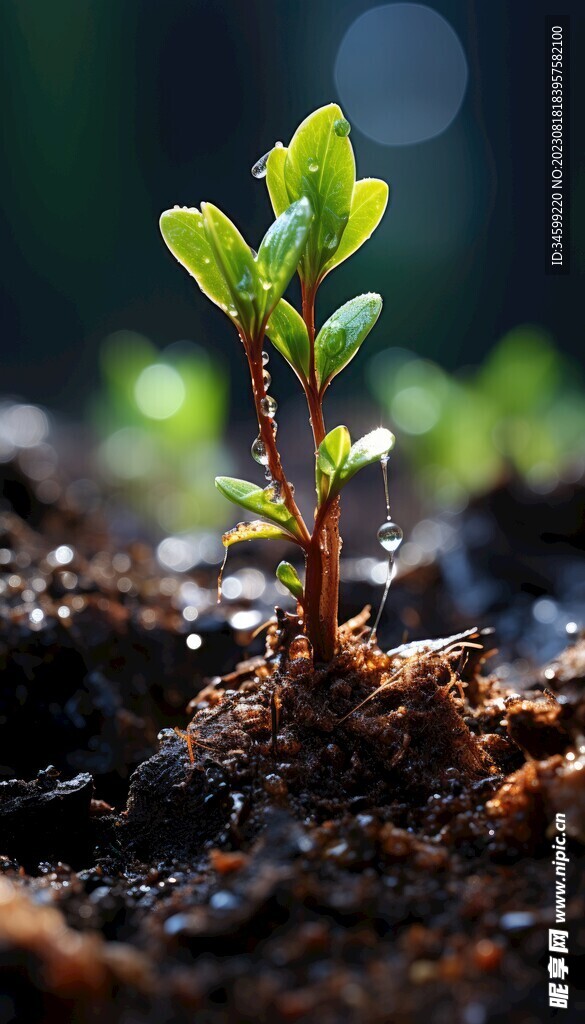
[300, 282, 341, 662]
[245, 333, 310, 548]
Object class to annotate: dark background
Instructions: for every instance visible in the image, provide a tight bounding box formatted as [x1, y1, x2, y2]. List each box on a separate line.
[0, 0, 583, 416]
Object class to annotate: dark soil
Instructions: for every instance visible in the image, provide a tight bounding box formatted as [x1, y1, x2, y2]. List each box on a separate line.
[1, 468, 584, 1023]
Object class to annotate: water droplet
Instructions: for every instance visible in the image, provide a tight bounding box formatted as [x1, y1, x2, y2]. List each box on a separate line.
[251, 436, 268, 466]
[324, 232, 339, 250]
[264, 481, 282, 503]
[261, 395, 277, 417]
[251, 150, 271, 178]
[289, 635, 312, 661]
[308, 159, 319, 173]
[274, 140, 284, 149]
[270, 419, 278, 436]
[261, 280, 272, 291]
[262, 369, 272, 388]
[377, 521, 403, 553]
[334, 118, 351, 137]
[262, 350, 270, 366]
[203, 257, 211, 264]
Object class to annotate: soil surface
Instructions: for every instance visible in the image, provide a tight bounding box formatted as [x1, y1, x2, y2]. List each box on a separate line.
[1, 466, 584, 1023]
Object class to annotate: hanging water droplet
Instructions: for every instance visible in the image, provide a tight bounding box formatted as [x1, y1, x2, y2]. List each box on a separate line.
[251, 150, 271, 179]
[270, 419, 278, 436]
[251, 436, 268, 466]
[333, 117, 351, 137]
[262, 351, 270, 366]
[261, 395, 277, 417]
[377, 521, 403, 553]
[264, 466, 273, 481]
[262, 369, 272, 388]
[308, 158, 319, 173]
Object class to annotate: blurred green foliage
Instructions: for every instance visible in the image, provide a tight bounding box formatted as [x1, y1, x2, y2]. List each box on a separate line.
[91, 332, 229, 531]
[369, 325, 585, 506]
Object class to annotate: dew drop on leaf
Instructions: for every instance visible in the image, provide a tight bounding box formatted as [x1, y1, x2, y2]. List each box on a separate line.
[377, 521, 403, 553]
[265, 481, 282, 503]
[308, 159, 319, 173]
[251, 435, 269, 466]
[333, 118, 351, 137]
[260, 395, 278, 417]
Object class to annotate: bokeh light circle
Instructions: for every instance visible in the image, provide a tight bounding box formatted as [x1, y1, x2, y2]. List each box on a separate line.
[335, 4, 468, 146]
[134, 363, 186, 420]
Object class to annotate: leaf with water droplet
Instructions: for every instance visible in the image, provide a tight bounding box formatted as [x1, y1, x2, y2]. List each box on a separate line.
[316, 425, 351, 504]
[215, 476, 301, 538]
[266, 299, 310, 380]
[321, 179, 389, 277]
[266, 145, 290, 217]
[276, 561, 304, 601]
[315, 293, 382, 389]
[338, 428, 395, 488]
[222, 521, 294, 548]
[256, 198, 313, 317]
[282, 104, 356, 284]
[159, 208, 233, 317]
[201, 203, 260, 335]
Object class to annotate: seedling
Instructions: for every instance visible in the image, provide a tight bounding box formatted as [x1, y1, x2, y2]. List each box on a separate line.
[160, 104, 394, 662]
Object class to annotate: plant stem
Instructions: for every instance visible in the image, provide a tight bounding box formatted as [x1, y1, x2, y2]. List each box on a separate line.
[301, 282, 341, 662]
[246, 336, 310, 548]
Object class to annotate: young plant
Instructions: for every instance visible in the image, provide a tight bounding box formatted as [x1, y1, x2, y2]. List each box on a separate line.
[160, 104, 392, 662]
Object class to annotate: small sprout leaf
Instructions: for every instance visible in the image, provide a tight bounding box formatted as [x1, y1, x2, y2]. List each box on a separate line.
[266, 145, 290, 217]
[339, 427, 395, 487]
[284, 103, 355, 284]
[322, 179, 389, 276]
[215, 476, 301, 537]
[315, 293, 382, 389]
[276, 560, 304, 601]
[222, 521, 293, 547]
[159, 208, 233, 315]
[266, 299, 310, 380]
[201, 203, 260, 333]
[257, 198, 313, 315]
[316, 425, 351, 504]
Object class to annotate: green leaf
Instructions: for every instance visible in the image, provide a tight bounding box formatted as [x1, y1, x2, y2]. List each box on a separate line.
[338, 428, 395, 487]
[316, 425, 351, 504]
[201, 203, 260, 333]
[215, 476, 301, 538]
[266, 145, 290, 217]
[159, 208, 233, 315]
[321, 179, 389, 276]
[256, 198, 313, 316]
[284, 103, 355, 284]
[266, 299, 310, 380]
[222, 521, 293, 547]
[276, 561, 304, 601]
[315, 293, 382, 390]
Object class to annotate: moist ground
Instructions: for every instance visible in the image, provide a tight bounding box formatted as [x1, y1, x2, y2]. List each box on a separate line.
[0, 503, 584, 1023]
